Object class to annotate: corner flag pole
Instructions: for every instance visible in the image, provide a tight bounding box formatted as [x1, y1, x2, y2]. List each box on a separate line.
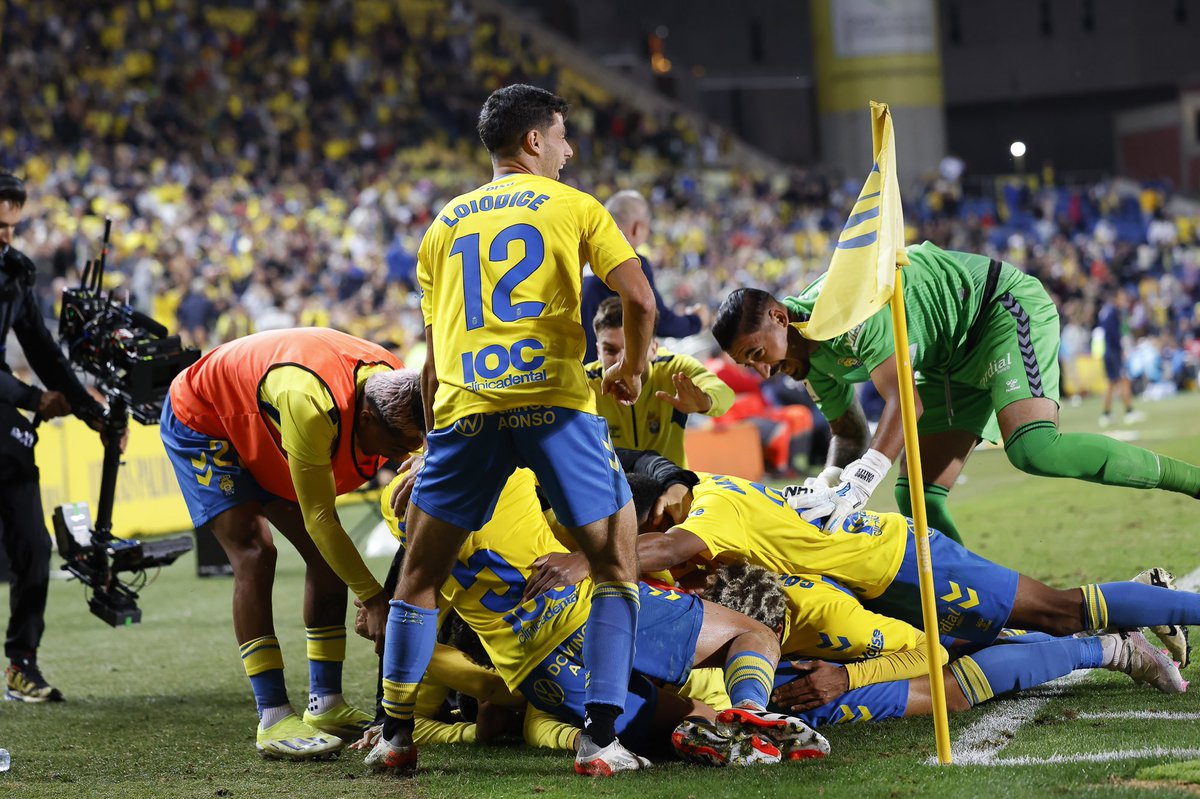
[889, 265, 953, 765]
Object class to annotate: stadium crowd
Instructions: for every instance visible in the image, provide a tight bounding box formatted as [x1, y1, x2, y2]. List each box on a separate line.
[3, 0, 1199, 403]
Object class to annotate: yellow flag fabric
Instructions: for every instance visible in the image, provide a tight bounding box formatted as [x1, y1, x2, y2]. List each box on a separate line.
[799, 101, 908, 341]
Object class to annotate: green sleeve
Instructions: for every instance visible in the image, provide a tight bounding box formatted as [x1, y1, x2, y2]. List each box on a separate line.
[803, 370, 855, 422]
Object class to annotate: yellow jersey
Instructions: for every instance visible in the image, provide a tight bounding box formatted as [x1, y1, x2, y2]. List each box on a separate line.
[677, 474, 908, 600]
[776, 574, 944, 689]
[384, 468, 594, 690]
[260, 362, 395, 602]
[417, 173, 637, 427]
[584, 348, 734, 467]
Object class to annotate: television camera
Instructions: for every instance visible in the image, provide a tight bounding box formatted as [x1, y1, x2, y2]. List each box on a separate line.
[52, 218, 200, 626]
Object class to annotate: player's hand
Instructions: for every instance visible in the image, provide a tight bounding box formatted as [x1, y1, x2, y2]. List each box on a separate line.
[523, 552, 590, 601]
[654, 372, 712, 414]
[348, 723, 382, 750]
[780, 467, 844, 506]
[36, 390, 70, 420]
[601, 357, 644, 406]
[651, 482, 691, 529]
[390, 454, 423, 519]
[771, 660, 850, 713]
[357, 593, 390, 654]
[788, 451, 889, 531]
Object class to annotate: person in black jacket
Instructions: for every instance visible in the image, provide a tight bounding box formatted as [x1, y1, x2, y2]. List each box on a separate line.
[0, 172, 106, 702]
[580, 190, 709, 362]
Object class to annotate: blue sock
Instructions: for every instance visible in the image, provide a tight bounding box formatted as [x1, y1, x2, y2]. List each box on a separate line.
[583, 582, 639, 744]
[951, 636, 1104, 706]
[994, 630, 1058, 644]
[306, 625, 346, 697]
[725, 650, 775, 708]
[380, 600, 438, 735]
[308, 660, 342, 697]
[249, 669, 288, 716]
[1082, 582, 1200, 630]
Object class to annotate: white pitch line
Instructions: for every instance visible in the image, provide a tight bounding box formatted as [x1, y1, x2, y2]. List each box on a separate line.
[930, 562, 1200, 767]
[989, 747, 1200, 766]
[1076, 711, 1200, 721]
[940, 671, 1090, 766]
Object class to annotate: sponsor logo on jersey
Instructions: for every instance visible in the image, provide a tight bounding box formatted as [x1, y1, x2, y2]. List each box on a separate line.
[219, 474, 235, 497]
[454, 415, 485, 437]
[532, 679, 565, 707]
[461, 338, 548, 392]
[980, 353, 1012, 385]
[838, 357, 862, 368]
[1006, 378, 1020, 392]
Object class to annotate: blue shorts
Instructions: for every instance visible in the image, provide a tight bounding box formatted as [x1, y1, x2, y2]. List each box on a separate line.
[863, 529, 1019, 643]
[773, 663, 910, 726]
[1103, 351, 1124, 381]
[412, 406, 631, 530]
[517, 583, 705, 752]
[159, 396, 277, 529]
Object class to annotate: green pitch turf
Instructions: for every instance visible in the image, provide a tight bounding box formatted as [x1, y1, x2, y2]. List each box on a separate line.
[3, 394, 1200, 798]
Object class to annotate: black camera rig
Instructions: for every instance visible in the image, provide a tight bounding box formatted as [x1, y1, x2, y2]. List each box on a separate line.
[52, 218, 200, 626]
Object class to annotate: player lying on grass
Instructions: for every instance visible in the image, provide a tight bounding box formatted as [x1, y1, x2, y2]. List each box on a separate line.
[713, 243, 1200, 546]
[525, 472, 1195, 668]
[366, 467, 829, 769]
[705, 563, 1184, 728]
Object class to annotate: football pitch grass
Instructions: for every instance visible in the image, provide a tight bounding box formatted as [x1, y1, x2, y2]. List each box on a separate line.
[3, 394, 1200, 798]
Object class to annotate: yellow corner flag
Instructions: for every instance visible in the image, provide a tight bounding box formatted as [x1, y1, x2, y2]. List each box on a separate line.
[799, 101, 908, 342]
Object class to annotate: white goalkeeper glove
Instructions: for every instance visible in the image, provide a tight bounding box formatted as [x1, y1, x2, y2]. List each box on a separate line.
[781, 466, 842, 506]
[787, 450, 892, 532]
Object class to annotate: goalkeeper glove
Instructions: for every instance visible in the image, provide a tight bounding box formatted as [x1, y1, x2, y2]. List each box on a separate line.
[788, 450, 892, 532]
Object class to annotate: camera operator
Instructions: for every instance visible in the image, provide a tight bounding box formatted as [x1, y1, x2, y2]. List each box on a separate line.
[0, 172, 106, 702]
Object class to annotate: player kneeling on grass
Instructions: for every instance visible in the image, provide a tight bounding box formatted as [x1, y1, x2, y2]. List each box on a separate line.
[531, 472, 1194, 670]
[705, 564, 1184, 727]
[368, 467, 829, 770]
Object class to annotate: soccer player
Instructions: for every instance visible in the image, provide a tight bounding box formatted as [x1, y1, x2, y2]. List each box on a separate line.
[585, 296, 734, 467]
[368, 84, 659, 777]
[532, 472, 1198, 666]
[377, 467, 828, 767]
[161, 328, 425, 760]
[706, 564, 1184, 727]
[712, 242, 1200, 545]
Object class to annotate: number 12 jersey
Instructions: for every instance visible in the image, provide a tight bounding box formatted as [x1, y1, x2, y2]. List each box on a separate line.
[418, 172, 637, 428]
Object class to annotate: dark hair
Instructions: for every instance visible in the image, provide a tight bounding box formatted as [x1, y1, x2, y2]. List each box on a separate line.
[626, 473, 665, 526]
[0, 173, 26, 207]
[593, 296, 623, 334]
[593, 296, 658, 336]
[477, 84, 569, 158]
[712, 288, 776, 352]
[705, 563, 789, 631]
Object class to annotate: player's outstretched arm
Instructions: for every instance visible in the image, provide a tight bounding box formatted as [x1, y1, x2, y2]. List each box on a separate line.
[635, 527, 707, 574]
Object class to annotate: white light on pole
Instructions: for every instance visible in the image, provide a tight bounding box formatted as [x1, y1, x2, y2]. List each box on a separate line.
[1010, 141, 1027, 158]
